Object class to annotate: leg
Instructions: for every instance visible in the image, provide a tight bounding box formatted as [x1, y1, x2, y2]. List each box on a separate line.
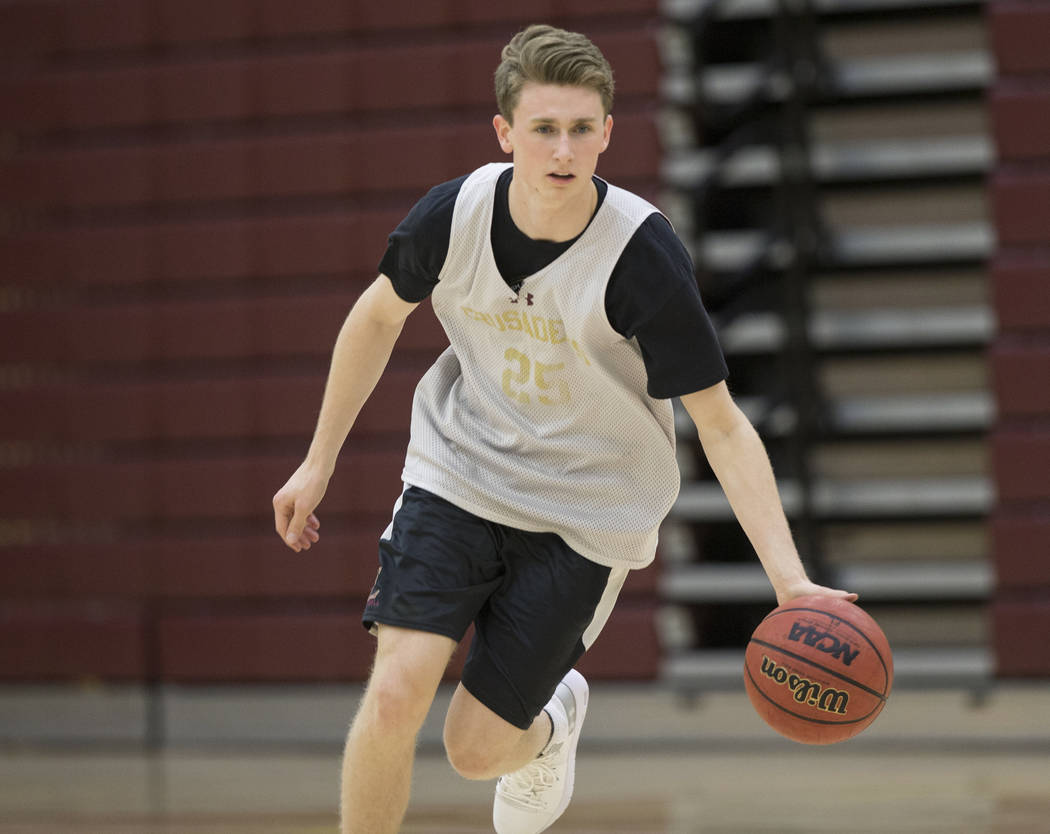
[341, 624, 457, 834]
[489, 668, 589, 834]
[454, 528, 626, 834]
[443, 683, 553, 780]
[354, 486, 508, 830]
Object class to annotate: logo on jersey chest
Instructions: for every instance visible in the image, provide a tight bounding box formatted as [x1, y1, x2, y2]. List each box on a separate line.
[461, 305, 566, 345]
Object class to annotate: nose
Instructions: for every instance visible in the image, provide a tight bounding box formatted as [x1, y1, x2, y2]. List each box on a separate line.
[553, 130, 573, 161]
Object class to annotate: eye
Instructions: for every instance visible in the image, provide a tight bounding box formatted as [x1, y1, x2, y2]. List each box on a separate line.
[574, 125, 592, 134]
[535, 125, 553, 134]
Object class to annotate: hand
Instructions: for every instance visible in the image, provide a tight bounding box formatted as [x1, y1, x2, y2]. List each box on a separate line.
[775, 579, 858, 608]
[272, 461, 328, 552]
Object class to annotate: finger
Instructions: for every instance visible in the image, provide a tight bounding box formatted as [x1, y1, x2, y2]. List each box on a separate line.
[273, 498, 292, 541]
[285, 503, 312, 548]
[307, 513, 320, 530]
[296, 527, 321, 550]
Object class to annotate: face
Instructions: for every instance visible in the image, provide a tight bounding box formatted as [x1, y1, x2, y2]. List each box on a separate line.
[493, 82, 613, 203]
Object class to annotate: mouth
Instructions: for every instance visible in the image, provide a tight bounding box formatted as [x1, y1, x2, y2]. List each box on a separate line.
[548, 172, 576, 183]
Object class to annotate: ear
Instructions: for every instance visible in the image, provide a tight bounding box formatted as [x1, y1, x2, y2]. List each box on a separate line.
[493, 114, 514, 155]
[599, 114, 613, 153]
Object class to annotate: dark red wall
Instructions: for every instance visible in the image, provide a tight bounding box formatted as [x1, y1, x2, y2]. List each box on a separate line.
[987, 1, 1050, 676]
[0, 0, 663, 682]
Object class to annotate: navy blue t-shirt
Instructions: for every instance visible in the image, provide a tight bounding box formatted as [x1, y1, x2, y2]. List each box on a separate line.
[379, 167, 728, 399]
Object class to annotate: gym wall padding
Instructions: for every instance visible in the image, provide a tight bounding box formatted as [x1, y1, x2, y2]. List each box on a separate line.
[0, 0, 664, 682]
[987, 0, 1050, 676]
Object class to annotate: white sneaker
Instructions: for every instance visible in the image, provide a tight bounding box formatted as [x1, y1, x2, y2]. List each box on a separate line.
[492, 669, 589, 834]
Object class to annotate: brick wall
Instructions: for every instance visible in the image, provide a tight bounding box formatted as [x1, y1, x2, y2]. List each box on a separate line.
[0, 0, 664, 682]
[987, 0, 1050, 676]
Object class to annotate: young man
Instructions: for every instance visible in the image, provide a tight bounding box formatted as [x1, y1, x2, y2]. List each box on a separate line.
[272, 24, 856, 834]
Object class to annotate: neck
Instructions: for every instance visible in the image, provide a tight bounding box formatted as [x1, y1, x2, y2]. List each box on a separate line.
[506, 174, 598, 242]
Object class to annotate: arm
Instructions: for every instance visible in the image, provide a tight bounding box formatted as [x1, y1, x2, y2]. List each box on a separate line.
[273, 275, 419, 551]
[680, 381, 857, 606]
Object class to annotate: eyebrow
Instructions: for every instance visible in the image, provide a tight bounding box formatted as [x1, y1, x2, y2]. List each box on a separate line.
[529, 116, 599, 124]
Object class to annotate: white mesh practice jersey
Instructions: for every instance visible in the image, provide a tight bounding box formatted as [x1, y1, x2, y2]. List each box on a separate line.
[401, 163, 679, 569]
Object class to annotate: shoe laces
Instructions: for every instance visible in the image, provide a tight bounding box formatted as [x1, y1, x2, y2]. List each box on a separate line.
[497, 757, 559, 809]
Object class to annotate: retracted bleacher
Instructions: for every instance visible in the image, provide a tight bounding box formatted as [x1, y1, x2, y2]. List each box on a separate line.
[656, 0, 996, 691]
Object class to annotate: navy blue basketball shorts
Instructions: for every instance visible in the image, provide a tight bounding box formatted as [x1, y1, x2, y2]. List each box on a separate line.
[362, 485, 628, 730]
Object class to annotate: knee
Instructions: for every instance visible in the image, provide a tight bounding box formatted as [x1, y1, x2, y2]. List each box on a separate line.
[444, 735, 503, 780]
[444, 725, 522, 781]
[360, 667, 435, 739]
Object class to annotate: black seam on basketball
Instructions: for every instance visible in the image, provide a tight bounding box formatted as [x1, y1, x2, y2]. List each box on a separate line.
[750, 638, 888, 701]
[744, 665, 881, 727]
[759, 606, 891, 686]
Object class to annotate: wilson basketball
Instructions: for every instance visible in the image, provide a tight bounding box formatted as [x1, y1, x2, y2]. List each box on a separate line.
[744, 595, 893, 744]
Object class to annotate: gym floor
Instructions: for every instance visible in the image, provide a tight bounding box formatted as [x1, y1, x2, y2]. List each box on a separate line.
[1, 683, 1047, 833]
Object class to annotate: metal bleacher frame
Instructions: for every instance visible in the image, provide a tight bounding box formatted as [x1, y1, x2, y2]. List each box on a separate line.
[657, 0, 995, 693]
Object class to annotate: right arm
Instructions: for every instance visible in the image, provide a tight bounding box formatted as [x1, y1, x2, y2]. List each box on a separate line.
[273, 275, 419, 551]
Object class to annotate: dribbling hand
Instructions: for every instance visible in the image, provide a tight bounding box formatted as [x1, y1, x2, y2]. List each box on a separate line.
[776, 579, 858, 607]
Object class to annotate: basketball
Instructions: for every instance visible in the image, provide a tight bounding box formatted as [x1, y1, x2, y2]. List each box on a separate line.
[743, 595, 893, 745]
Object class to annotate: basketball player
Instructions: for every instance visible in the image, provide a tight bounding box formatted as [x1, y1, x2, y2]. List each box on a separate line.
[272, 24, 857, 834]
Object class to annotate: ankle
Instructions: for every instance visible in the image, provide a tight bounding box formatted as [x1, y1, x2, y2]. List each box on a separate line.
[541, 708, 555, 750]
[538, 701, 567, 758]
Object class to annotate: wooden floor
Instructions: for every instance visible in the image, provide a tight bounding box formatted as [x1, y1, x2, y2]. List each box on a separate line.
[1, 747, 1047, 833]
[1, 684, 1048, 833]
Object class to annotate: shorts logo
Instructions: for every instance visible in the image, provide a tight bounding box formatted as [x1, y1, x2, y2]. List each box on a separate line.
[366, 568, 381, 607]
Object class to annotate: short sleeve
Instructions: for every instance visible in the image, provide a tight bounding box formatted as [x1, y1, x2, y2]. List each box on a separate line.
[378, 174, 468, 303]
[606, 215, 729, 399]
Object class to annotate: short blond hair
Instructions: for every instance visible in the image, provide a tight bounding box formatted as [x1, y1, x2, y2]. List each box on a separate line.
[494, 24, 615, 123]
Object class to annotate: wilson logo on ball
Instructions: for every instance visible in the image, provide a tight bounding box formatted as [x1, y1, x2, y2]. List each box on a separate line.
[787, 621, 861, 666]
[759, 656, 851, 715]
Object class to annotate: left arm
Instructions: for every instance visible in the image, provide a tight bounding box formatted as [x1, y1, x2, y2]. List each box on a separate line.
[680, 381, 857, 606]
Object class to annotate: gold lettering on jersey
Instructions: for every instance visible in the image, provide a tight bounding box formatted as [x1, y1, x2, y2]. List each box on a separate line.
[460, 305, 587, 408]
[501, 349, 570, 407]
[535, 360, 570, 405]
[462, 306, 506, 332]
[520, 312, 535, 340]
[502, 348, 531, 404]
[462, 306, 567, 350]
